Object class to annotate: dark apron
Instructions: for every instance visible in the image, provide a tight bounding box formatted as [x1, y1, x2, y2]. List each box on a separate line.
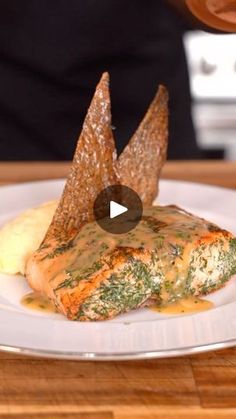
[0, 0, 199, 160]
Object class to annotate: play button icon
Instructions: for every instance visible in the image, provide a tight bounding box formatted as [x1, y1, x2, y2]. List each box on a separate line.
[93, 184, 143, 234]
[110, 201, 128, 219]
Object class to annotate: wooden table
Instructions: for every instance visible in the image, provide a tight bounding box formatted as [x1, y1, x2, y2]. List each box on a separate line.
[0, 160, 236, 419]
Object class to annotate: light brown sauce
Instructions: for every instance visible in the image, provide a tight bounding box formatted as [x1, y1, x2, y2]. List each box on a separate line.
[35, 206, 218, 316]
[22, 293, 214, 315]
[56, 206, 210, 278]
[152, 296, 214, 315]
[37, 205, 215, 297]
[21, 292, 58, 313]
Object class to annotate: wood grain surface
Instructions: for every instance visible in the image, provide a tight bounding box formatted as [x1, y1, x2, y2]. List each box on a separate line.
[1, 160, 236, 188]
[0, 160, 236, 419]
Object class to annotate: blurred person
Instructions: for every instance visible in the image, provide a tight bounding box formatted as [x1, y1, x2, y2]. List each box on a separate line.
[0, 0, 234, 161]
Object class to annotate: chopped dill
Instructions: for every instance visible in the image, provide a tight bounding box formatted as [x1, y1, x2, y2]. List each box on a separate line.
[41, 239, 74, 260]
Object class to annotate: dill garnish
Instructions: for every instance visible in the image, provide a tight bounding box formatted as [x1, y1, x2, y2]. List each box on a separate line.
[142, 216, 167, 233]
[41, 239, 74, 260]
[168, 243, 184, 258]
[54, 260, 104, 292]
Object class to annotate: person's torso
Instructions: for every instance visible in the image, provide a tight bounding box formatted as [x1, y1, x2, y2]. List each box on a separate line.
[0, 0, 194, 160]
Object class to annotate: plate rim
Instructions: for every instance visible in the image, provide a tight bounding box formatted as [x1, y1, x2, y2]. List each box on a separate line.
[1, 178, 236, 360]
[1, 336, 236, 361]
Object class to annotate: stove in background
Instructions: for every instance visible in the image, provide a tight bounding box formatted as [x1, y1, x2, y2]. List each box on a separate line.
[184, 31, 236, 160]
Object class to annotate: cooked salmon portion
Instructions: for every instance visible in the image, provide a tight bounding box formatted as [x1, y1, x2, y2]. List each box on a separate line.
[26, 72, 171, 320]
[26, 205, 236, 320]
[25, 73, 236, 321]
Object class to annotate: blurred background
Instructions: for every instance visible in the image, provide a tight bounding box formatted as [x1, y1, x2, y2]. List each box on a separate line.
[0, 1, 236, 162]
[184, 31, 236, 160]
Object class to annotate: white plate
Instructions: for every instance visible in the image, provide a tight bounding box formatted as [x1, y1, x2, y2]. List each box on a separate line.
[0, 179, 236, 360]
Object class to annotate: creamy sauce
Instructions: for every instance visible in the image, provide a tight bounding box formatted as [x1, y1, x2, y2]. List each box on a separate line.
[36, 205, 221, 307]
[50, 205, 211, 286]
[21, 292, 214, 316]
[21, 292, 58, 313]
[152, 296, 214, 314]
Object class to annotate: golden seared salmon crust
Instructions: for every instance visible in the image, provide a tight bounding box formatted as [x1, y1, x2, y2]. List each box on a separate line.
[37, 205, 236, 321]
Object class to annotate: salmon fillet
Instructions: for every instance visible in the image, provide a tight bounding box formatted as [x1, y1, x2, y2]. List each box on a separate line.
[26, 73, 236, 321]
[27, 205, 236, 320]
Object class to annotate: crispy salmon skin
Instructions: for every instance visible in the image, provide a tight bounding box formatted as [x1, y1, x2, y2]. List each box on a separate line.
[117, 85, 168, 205]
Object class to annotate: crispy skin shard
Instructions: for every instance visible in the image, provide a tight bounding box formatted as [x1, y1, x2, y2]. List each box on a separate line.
[117, 85, 168, 205]
[26, 73, 118, 293]
[45, 72, 118, 240]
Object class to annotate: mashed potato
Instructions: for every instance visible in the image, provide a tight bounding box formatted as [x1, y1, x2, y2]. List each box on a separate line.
[0, 200, 58, 275]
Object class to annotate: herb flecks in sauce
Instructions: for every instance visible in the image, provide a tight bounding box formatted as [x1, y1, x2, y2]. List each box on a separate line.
[40, 239, 74, 260]
[76, 257, 161, 320]
[21, 292, 58, 313]
[34, 205, 236, 320]
[152, 296, 213, 314]
[55, 260, 104, 291]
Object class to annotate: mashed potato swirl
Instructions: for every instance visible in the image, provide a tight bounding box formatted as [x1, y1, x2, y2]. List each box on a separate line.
[0, 200, 58, 275]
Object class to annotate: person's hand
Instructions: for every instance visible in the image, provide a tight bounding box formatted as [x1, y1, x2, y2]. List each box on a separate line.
[186, 0, 236, 32]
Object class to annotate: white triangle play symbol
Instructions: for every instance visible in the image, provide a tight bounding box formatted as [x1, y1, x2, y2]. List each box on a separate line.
[110, 201, 128, 219]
